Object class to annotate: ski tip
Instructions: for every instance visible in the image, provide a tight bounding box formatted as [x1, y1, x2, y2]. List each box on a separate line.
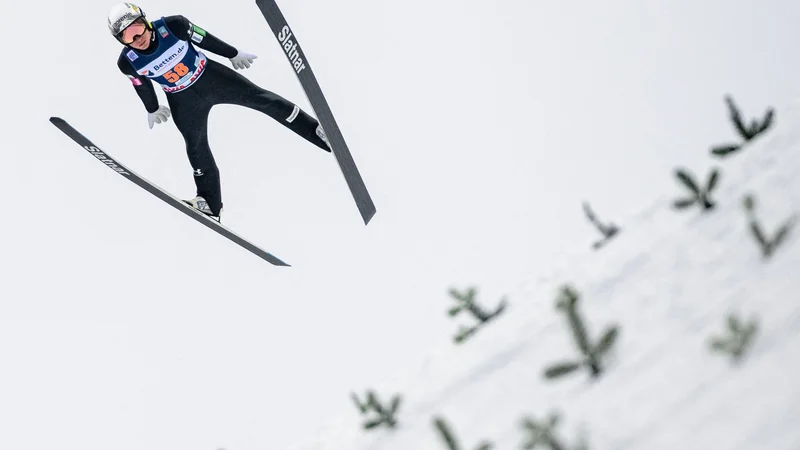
[49, 117, 65, 125]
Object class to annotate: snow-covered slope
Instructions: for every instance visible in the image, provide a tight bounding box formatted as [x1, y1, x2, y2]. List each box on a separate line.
[285, 100, 800, 450]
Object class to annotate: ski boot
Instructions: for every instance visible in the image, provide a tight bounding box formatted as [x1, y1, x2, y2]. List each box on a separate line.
[183, 196, 222, 223]
[316, 124, 331, 150]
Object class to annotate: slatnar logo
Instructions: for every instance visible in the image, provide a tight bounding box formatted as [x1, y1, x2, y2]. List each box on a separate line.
[277, 25, 307, 74]
[83, 145, 130, 175]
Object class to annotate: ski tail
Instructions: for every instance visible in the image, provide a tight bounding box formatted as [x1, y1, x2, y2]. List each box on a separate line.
[49, 116, 290, 267]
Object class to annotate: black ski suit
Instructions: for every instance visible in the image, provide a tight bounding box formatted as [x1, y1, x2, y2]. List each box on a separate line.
[116, 15, 330, 216]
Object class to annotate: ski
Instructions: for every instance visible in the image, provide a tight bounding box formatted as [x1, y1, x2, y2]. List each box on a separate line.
[49, 117, 290, 267]
[254, 0, 376, 225]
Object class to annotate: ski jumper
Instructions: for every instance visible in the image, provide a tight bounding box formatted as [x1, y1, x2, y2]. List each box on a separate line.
[117, 15, 329, 216]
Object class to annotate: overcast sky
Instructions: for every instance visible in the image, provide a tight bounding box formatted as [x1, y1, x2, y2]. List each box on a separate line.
[1, 0, 799, 449]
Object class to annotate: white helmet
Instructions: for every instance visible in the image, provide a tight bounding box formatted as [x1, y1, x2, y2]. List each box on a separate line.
[108, 2, 151, 43]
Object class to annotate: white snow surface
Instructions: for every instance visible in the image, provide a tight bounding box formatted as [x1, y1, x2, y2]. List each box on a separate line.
[286, 101, 800, 450]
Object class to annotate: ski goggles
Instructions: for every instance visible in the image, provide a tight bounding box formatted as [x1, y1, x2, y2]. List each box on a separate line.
[119, 20, 147, 44]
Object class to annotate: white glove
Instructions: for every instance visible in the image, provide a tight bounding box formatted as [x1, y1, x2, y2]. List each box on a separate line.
[148, 105, 171, 129]
[230, 51, 257, 70]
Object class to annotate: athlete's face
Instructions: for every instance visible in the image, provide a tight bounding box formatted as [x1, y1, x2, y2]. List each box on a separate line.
[121, 20, 150, 49]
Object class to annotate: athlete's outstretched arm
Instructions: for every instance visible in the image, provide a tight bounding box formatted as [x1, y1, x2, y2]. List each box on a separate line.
[163, 15, 239, 58]
[117, 54, 160, 113]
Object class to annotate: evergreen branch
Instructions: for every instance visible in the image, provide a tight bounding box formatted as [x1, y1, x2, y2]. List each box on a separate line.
[673, 197, 697, 209]
[454, 325, 479, 344]
[673, 167, 719, 212]
[364, 418, 387, 429]
[448, 287, 508, 344]
[726, 95, 749, 139]
[742, 194, 796, 259]
[675, 168, 702, 195]
[547, 285, 619, 380]
[759, 108, 775, 134]
[435, 417, 460, 450]
[593, 326, 620, 355]
[448, 304, 464, 317]
[709, 313, 759, 363]
[705, 168, 720, 193]
[468, 296, 508, 323]
[543, 361, 582, 379]
[583, 201, 620, 250]
[351, 390, 402, 430]
[725, 95, 775, 141]
[711, 95, 774, 156]
[557, 287, 592, 356]
[434, 416, 493, 450]
[710, 143, 741, 157]
[449, 287, 476, 306]
[521, 412, 587, 450]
